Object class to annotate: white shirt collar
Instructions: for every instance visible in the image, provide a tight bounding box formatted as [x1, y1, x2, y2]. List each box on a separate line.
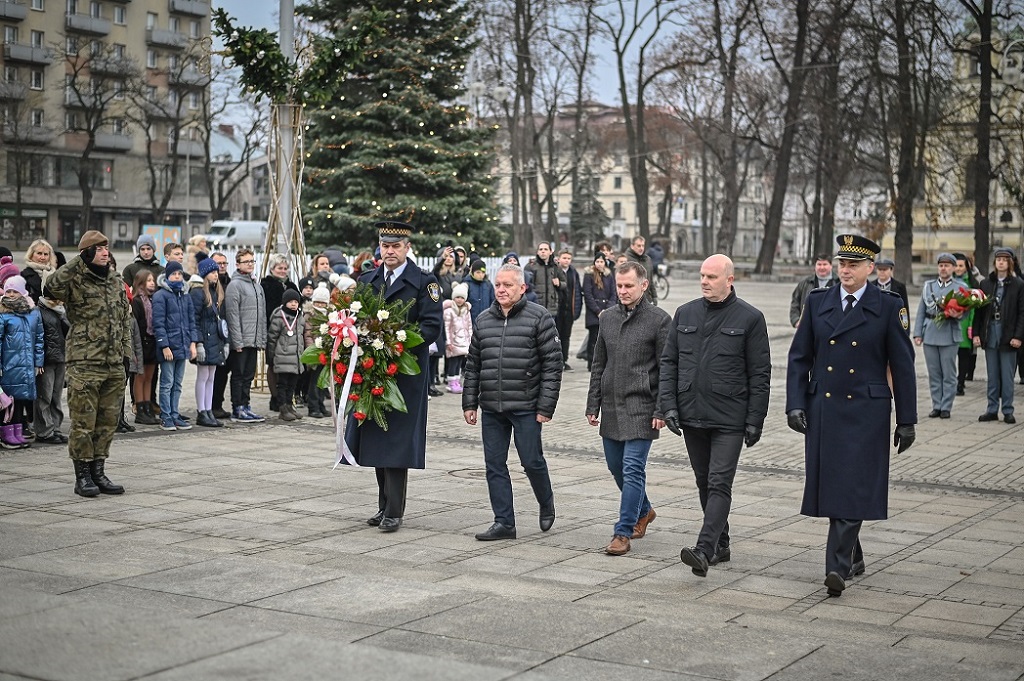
[386, 260, 408, 282]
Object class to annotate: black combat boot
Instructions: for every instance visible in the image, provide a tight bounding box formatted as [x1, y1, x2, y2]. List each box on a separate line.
[73, 460, 100, 497]
[135, 401, 159, 426]
[89, 458, 124, 495]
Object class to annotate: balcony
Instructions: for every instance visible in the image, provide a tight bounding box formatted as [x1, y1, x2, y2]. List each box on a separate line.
[3, 123, 52, 144]
[90, 56, 134, 75]
[168, 0, 207, 17]
[0, 81, 27, 100]
[94, 132, 133, 152]
[0, 0, 27, 21]
[145, 28, 187, 49]
[3, 43, 52, 65]
[173, 138, 204, 158]
[65, 13, 112, 36]
[141, 97, 178, 119]
[64, 89, 99, 108]
[168, 67, 207, 86]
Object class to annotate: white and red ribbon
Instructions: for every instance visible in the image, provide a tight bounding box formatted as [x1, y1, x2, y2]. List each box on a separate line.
[327, 311, 360, 469]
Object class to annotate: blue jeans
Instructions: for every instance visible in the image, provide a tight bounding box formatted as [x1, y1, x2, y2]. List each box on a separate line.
[480, 410, 554, 527]
[603, 438, 652, 537]
[984, 347, 1017, 415]
[158, 358, 186, 420]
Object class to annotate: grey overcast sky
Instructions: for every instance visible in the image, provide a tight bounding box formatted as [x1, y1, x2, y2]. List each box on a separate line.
[211, 0, 621, 103]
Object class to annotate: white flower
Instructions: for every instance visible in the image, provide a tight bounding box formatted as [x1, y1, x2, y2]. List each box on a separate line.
[371, 338, 385, 350]
[328, 311, 339, 324]
[314, 337, 323, 348]
[356, 346, 364, 356]
[377, 309, 390, 321]
[396, 330, 407, 341]
[342, 338, 353, 348]
[319, 323, 329, 335]
[350, 301, 362, 313]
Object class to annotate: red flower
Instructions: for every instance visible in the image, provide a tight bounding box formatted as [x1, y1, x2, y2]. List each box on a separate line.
[371, 386, 384, 396]
[348, 393, 360, 401]
[386, 363, 398, 376]
[333, 373, 343, 384]
[393, 342, 404, 354]
[362, 357, 375, 370]
[353, 411, 366, 420]
[352, 373, 363, 384]
[335, 362, 347, 375]
[318, 353, 327, 365]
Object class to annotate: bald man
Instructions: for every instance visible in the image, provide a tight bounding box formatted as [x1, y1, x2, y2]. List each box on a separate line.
[659, 255, 771, 577]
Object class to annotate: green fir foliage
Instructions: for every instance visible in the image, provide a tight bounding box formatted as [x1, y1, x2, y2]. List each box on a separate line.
[298, 0, 505, 254]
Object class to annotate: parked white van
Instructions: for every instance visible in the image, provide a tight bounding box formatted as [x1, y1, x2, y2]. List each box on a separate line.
[204, 220, 268, 248]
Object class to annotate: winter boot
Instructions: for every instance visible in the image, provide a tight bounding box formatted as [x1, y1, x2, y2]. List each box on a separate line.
[73, 460, 100, 497]
[0, 425, 20, 449]
[204, 410, 224, 428]
[89, 458, 124, 495]
[116, 411, 135, 433]
[11, 424, 30, 448]
[292, 403, 303, 419]
[135, 401, 159, 426]
[195, 411, 216, 427]
[279, 404, 297, 422]
[449, 377, 463, 394]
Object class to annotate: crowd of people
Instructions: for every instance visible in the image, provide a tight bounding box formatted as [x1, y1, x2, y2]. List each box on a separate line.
[3, 224, 1022, 598]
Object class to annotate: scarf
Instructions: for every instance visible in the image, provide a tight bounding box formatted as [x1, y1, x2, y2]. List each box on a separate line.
[1, 293, 33, 314]
[167, 279, 185, 293]
[138, 291, 154, 335]
[24, 259, 55, 288]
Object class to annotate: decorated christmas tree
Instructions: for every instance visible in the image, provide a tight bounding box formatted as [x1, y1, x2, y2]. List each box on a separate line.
[298, 0, 504, 254]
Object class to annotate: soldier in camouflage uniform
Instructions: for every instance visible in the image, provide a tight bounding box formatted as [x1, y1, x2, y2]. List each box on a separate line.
[45, 230, 133, 497]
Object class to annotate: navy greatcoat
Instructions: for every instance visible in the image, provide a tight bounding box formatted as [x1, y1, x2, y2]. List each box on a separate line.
[345, 259, 442, 469]
[786, 284, 917, 520]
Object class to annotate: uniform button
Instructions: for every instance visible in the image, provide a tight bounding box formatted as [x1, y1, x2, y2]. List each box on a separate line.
[825, 392, 831, 398]
[827, 366, 833, 372]
[849, 369, 855, 374]
[847, 395, 853, 399]
[830, 340, 836, 345]
[851, 341, 858, 347]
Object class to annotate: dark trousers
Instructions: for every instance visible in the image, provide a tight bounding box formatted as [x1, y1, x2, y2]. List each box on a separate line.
[229, 347, 257, 409]
[681, 427, 743, 558]
[957, 346, 976, 385]
[585, 326, 599, 370]
[481, 410, 554, 527]
[305, 368, 326, 414]
[826, 518, 863, 578]
[375, 467, 408, 518]
[446, 355, 465, 377]
[275, 371, 298, 406]
[212, 362, 230, 411]
[555, 312, 573, 363]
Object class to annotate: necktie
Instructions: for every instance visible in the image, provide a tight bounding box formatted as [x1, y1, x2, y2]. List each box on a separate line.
[844, 294, 856, 314]
[385, 271, 393, 289]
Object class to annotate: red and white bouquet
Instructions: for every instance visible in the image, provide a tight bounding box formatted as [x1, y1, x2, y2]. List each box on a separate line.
[933, 286, 991, 324]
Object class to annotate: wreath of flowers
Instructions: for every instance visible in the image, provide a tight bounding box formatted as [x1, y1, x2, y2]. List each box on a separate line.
[934, 286, 991, 324]
[301, 284, 424, 430]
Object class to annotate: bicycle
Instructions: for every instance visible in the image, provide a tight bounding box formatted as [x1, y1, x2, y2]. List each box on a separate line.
[653, 263, 670, 300]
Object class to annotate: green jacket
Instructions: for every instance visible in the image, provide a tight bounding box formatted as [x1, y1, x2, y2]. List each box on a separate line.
[46, 255, 132, 366]
[958, 308, 975, 348]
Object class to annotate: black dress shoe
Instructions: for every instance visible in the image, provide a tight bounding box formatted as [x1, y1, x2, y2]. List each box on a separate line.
[378, 517, 402, 532]
[939, 411, 950, 419]
[367, 510, 385, 526]
[928, 409, 941, 418]
[539, 505, 555, 532]
[709, 546, 731, 565]
[979, 412, 999, 422]
[848, 559, 865, 579]
[475, 522, 516, 541]
[825, 571, 846, 597]
[680, 546, 709, 577]
[956, 386, 965, 396]
[36, 433, 65, 445]
[1004, 414, 1016, 424]
[428, 387, 443, 397]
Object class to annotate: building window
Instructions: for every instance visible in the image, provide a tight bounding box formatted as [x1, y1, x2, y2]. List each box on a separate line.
[113, 5, 125, 24]
[66, 0, 76, 13]
[167, 90, 178, 108]
[29, 69, 43, 90]
[89, 39, 102, 56]
[65, 111, 80, 130]
[145, 84, 157, 101]
[613, 202, 622, 219]
[3, 65, 16, 82]
[113, 43, 125, 58]
[169, 16, 179, 31]
[30, 109, 43, 127]
[613, 176, 622, 189]
[66, 36, 78, 53]
[113, 81, 124, 100]
[30, 30, 43, 48]
[31, 0, 44, 10]
[189, 20, 200, 38]
[147, 50, 157, 68]
[188, 91, 200, 110]
[4, 27, 18, 45]
[146, 12, 157, 29]
[89, 1, 101, 18]
[112, 118, 125, 135]
[168, 54, 179, 70]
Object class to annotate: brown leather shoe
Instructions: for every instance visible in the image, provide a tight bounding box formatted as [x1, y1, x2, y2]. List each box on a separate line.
[631, 508, 657, 539]
[605, 535, 631, 555]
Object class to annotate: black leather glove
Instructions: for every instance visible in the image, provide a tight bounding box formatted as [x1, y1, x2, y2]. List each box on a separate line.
[664, 410, 682, 437]
[744, 424, 762, 447]
[893, 424, 915, 454]
[787, 409, 808, 434]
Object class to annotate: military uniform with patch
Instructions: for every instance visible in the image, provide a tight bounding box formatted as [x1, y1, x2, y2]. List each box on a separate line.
[45, 230, 132, 497]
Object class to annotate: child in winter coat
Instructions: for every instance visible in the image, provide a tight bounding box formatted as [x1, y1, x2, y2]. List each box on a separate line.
[0, 276, 44, 448]
[302, 283, 331, 418]
[267, 288, 306, 421]
[33, 293, 69, 444]
[444, 282, 473, 394]
[130, 271, 159, 425]
[191, 257, 227, 427]
[152, 261, 198, 431]
[464, 259, 495, 326]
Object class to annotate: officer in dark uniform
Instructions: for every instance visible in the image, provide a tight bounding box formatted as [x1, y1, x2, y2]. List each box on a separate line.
[346, 221, 443, 532]
[785, 235, 917, 597]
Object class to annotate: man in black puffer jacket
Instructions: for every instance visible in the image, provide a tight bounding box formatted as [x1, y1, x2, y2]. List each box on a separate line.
[463, 264, 563, 541]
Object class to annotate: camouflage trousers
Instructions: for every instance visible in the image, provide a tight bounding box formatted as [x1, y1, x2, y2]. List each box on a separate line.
[66, 363, 125, 462]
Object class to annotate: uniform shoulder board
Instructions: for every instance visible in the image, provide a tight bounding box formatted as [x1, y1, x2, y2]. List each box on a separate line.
[807, 287, 829, 296]
[879, 288, 901, 297]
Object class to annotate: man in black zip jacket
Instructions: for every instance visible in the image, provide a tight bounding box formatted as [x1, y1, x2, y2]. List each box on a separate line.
[659, 254, 771, 577]
[462, 263, 563, 541]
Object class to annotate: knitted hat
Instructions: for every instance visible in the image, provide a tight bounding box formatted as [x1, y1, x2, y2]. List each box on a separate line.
[164, 261, 184, 278]
[0, 247, 11, 260]
[470, 259, 486, 273]
[4, 275, 27, 297]
[282, 288, 302, 306]
[78, 230, 108, 250]
[502, 252, 519, 265]
[298, 276, 314, 292]
[137, 234, 157, 252]
[197, 257, 219, 278]
[0, 256, 20, 285]
[311, 283, 331, 303]
[330, 272, 356, 290]
[452, 282, 469, 300]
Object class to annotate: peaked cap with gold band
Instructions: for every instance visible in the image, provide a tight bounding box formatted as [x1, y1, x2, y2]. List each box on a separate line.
[375, 220, 413, 243]
[835, 234, 880, 262]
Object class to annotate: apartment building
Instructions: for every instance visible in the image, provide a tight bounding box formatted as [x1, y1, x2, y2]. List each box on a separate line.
[0, 0, 210, 250]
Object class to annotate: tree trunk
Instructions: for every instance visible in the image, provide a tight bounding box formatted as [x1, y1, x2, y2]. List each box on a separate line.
[972, 0, 993, 268]
[892, 0, 917, 279]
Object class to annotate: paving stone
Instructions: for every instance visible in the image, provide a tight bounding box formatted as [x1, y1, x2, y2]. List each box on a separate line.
[199, 605, 384, 643]
[517, 655, 708, 680]
[905, 599, 1017, 627]
[361, 628, 555, 672]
